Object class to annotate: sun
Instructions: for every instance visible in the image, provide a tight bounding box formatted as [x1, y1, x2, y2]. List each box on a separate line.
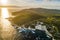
[1, 0, 8, 4]
[1, 8, 9, 18]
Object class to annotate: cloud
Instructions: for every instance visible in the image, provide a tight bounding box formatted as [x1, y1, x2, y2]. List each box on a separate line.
[0, 0, 60, 9]
[14, 0, 60, 9]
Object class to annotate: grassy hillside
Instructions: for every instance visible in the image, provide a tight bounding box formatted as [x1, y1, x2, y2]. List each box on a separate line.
[12, 8, 60, 16]
[12, 8, 60, 25]
[11, 8, 60, 39]
[12, 11, 45, 25]
[11, 8, 60, 27]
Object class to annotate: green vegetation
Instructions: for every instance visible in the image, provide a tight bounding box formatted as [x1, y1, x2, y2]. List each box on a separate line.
[11, 8, 60, 33]
[11, 8, 60, 39]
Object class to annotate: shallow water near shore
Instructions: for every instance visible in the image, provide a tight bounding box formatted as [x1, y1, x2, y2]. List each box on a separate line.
[0, 18, 16, 40]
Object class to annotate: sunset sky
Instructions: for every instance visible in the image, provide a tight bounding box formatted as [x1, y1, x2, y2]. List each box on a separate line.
[0, 0, 60, 9]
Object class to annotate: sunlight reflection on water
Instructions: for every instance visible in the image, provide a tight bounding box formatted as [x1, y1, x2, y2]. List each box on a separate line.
[0, 18, 16, 40]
